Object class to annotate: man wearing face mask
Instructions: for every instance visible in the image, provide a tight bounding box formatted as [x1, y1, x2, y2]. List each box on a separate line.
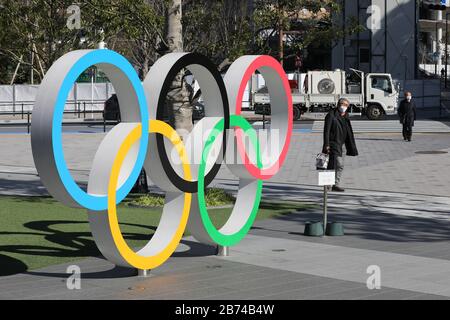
[322, 98, 358, 192]
[398, 91, 417, 142]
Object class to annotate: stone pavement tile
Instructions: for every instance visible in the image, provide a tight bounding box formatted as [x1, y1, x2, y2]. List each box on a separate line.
[5, 131, 450, 197]
[25, 286, 121, 300]
[222, 234, 450, 297]
[65, 262, 333, 299]
[243, 185, 450, 262]
[346, 287, 430, 300]
[44, 283, 232, 300]
[205, 275, 344, 300]
[263, 284, 391, 300]
[361, 289, 449, 300]
[118, 262, 257, 285]
[122, 267, 274, 299]
[418, 286, 450, 299]
[1, 132, 450, 300]
[402, 293, 449, 300]
[143, 286, 239, 300]
[206, 271, 313, 292]
[1, 228, 450, 300]
[0, 292, 15, 299]
[255, 279, 361, 300]
[320, 287, 420, 300]
[0, 263, 133, 292]
[401, 247, 450, 260]
[10, 236, 442, 301]
[0, 248, 292, 300]
[139, 265, 291, 299]
[111, 264, 316, 300]
[251, 227, 449, 261]
[0, 273, 39, 287]
[0, 276, 73, 293]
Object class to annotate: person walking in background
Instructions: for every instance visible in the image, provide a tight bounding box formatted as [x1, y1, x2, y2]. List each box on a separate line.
[398, 91, 417, 142]
[323, 98, 358, 192]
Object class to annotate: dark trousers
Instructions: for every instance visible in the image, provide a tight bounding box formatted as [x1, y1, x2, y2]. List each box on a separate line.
[402, 124, 412, 140]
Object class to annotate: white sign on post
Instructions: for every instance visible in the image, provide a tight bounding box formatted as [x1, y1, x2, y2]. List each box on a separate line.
[318, 170, 336, 186]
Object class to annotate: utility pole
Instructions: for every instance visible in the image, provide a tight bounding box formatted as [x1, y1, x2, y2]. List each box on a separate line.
[446, 12, 449, 88]
[436, 18, 438, 75]
[247, 0, 254, 48]
[30, 48, 34, 85]
[278, 1, 284, 66]
[279, 27, 284, 66]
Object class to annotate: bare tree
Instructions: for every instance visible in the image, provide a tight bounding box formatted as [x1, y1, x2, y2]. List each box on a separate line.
[165, 0, 193, 134]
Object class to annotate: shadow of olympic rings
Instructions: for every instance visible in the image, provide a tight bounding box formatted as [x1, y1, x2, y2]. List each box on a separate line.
[0, 220, 216, 278]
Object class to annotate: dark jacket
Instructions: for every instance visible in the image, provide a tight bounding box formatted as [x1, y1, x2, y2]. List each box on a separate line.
[323, 109, 358, 157]
[398, 99, 417, 127]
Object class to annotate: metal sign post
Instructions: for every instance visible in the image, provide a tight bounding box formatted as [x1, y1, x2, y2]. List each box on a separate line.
[318, 170, 335, 236]
[323, 185, 328, 236]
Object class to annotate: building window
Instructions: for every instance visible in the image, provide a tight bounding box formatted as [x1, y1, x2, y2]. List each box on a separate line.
[360, 48, 370, 64]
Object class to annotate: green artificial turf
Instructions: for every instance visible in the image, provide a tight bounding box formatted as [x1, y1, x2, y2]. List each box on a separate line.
[0, 195, 314, 276]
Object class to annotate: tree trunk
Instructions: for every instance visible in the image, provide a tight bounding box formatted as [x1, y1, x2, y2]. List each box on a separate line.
[166, 0, 193, 135]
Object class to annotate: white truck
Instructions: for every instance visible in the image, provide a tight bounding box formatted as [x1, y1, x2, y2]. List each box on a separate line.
[253, 69, 400, 120]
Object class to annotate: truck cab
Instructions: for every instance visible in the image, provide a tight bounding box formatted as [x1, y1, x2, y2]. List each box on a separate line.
[365, 73, 399, 120]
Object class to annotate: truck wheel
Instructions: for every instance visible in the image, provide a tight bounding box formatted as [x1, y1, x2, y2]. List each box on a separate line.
[367, 105, 384, 120]
[293, 106, 301, 121]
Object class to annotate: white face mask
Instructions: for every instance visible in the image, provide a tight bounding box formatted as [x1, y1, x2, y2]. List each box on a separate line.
[406, 96, 412, 101]
[338, 106, 348, 113]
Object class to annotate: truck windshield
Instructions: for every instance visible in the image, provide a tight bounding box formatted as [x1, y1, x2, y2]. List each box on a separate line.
[371, 76, 392, 93]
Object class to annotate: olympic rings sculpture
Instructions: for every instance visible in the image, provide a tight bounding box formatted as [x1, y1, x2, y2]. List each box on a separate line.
[31, 49, 293, 270]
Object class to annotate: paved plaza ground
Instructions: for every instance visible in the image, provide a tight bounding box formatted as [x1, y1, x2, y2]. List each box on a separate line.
[0, 119, 450, 299]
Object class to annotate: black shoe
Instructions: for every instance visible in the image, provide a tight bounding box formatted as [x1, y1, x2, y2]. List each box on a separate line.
[332, 186, 345, 192]
[407, 138, 411, 142]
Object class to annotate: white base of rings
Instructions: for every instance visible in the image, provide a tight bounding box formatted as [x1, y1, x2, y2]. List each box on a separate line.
[216, 246, 229, 257]
[138, 269, 151, 277]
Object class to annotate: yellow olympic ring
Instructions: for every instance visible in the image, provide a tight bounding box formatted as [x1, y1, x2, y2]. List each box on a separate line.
[107, 120, 192, 270]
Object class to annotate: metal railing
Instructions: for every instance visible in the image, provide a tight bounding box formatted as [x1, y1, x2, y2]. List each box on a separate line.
[0, 100, 120, 133]
[0, 100, 107, 118]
